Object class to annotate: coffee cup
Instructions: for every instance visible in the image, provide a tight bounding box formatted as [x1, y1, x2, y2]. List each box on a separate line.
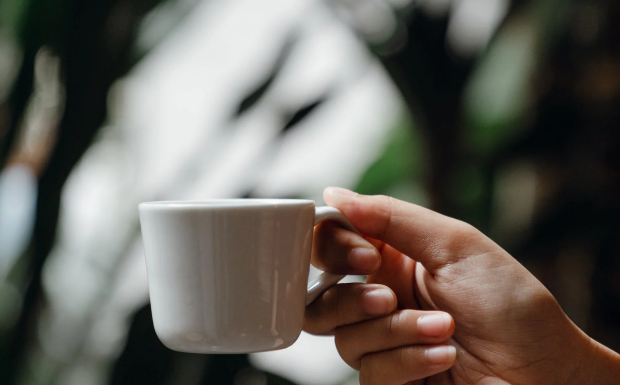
[138, 199, 358, 353]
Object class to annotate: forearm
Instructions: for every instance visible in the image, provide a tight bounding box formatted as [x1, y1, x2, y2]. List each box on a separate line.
[587, 338, 620, 384]
[566, 329, 620, 385]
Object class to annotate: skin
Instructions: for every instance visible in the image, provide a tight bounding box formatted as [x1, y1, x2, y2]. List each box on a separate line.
[304, 187, 620, 385]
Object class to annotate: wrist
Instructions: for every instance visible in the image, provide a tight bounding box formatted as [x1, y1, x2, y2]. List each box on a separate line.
[565, 328, 620, 385]
[583, 337, 620, 385]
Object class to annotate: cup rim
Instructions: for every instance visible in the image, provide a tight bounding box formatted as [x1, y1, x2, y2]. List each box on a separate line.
[139, 199, 315, 210]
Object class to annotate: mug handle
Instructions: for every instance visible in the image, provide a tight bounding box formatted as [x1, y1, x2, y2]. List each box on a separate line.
[306, 206, 362, 305]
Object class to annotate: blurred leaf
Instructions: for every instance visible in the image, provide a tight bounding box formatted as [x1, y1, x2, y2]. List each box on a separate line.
[463, 0, 575, 158]
[463, 14, 538, 157]
[234, 34, 297, 117]
[235, 72, 279, 117]
[1, 0, 171, 382]
[133, 0, 202, 61]
[0, 0, 30, 35]
[280, 96, 326, 134]
[354, 114, 426, 204]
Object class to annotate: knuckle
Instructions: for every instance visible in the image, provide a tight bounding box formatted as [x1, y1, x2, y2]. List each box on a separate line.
[436, 221, 482, 268]
[312, 223, 335, 257]
[331, 288, 345, 327]
[358, 369, 369, 385]
[450, 220, 479, 241]
[397, 347, 412, 367]
[382, 310, 404, 339]
[334, 329, 360, 370]
[302, 306, 324, 335]
[333, 330, 346, 354]
[304, 287, 340, 335]
[346, 193, 365, 213]
[359, 355, 378, 385]
[375, 195, 394, 239]
[323, 287, 342, 329]
[384, 315, 397, 339]
[357, 367, 370, 384]
[321, 285, 338, 310]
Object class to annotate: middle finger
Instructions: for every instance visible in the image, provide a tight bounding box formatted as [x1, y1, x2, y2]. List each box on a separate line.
[304, 283, 397, 335]
[312, 220, 381, 275]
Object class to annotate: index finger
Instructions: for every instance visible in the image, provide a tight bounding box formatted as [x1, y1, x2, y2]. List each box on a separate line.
[323, 187, 492, 273]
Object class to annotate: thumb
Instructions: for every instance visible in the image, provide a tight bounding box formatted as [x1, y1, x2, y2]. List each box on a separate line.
[323, 187, 486, 273]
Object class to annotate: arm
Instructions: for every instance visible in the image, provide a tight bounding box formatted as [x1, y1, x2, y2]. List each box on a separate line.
[305, 187, 620, 385]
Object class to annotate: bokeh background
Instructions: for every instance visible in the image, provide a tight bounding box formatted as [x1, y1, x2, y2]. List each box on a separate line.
[1, 0, 619, 384]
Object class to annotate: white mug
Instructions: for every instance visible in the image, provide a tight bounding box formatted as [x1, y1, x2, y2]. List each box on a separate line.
[138, 199, 358, 354]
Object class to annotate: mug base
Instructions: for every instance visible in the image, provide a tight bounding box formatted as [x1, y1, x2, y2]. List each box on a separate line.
[157, 333, 299, 354]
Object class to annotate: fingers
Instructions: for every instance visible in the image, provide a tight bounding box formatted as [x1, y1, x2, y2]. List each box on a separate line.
[312, 218, 419, 308]
[312, 220, 380, 275]
[366, 242, 418, 309]
[305, 283, 456, 384]
[304, 283, 397, 335]
[359, 344, 456, 385]
[336, 310, 455, 369]
[323, 187, 490, 273]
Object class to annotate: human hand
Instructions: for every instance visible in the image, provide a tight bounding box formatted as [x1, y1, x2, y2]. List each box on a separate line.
[304, 187, 620, 384]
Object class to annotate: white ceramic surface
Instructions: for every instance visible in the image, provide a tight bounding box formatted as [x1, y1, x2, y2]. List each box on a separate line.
[139, 199, 356, 354]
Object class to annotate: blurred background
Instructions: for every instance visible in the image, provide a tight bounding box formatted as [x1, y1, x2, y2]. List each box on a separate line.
[1, 0, 619, 384]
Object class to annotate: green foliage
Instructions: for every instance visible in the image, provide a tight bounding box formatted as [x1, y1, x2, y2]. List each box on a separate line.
[463, 15, 537, 158]
[0, 0, 29, 34]
[354, 113, 427, 205]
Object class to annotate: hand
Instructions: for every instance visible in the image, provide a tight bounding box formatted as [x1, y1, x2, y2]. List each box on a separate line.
[304, 187, 620, 385]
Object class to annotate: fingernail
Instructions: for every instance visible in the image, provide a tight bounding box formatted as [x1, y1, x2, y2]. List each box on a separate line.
[425, 346, 456, 365]
[350, 247, 380, 272]
[417, 313, 451, 337]
[362, 288, 395, 316]
[325, 187, 357, 197]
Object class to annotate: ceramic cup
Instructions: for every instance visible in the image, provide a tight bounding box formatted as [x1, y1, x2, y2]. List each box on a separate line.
[139, 199, 358, 354]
